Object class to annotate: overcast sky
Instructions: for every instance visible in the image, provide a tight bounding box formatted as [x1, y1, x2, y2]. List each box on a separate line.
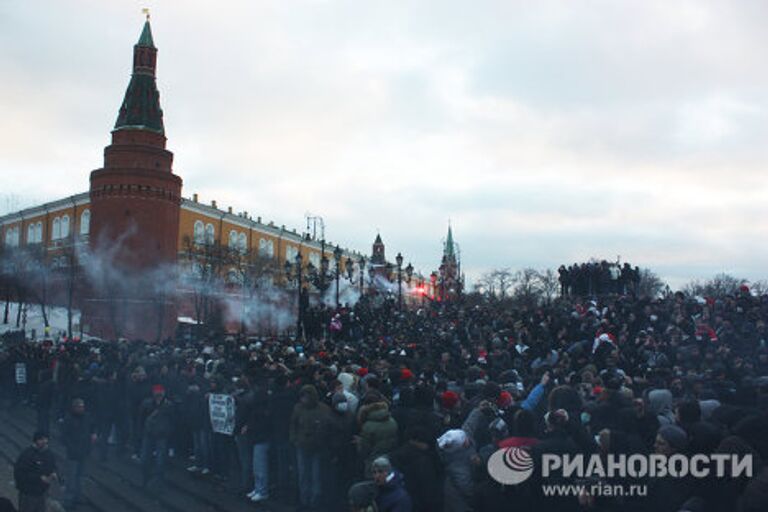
[1, 0, 767, 289]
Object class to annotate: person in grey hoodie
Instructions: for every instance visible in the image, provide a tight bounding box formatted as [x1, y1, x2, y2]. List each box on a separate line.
[648, 389, 676, 426]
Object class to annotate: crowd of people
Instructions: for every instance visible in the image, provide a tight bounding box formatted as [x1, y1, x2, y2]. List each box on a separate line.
[558, 262, 641, 297]
[1, 287, 768, 512]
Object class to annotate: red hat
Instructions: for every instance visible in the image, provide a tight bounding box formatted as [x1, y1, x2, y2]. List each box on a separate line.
[400, 368, 414, 381]
[357, 367, 369, 377]
[152, 384, 165, 394]
[497, 391, 513, 409]
[441, 390, 460, 410]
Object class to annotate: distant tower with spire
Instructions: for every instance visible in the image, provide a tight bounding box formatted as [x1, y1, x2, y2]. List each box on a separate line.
[438, 223, 462, 301]
[371, 233, 386, 265]
[84, 15, 182, 341]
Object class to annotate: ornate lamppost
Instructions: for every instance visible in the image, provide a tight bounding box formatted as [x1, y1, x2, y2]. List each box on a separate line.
[358, 256, 366, 294]
[395, 252, 403, 310]
[284, 252, 305, 335]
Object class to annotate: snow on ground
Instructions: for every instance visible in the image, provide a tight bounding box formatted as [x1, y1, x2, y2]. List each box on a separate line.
[0, 302, 81, 339]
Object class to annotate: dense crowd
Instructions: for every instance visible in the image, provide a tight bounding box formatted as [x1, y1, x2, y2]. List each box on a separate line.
[558, 262, 641, 297]
[1, 288, 768, 512]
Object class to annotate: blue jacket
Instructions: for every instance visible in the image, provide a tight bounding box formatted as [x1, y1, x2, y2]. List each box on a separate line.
[376, 470, 413, 512]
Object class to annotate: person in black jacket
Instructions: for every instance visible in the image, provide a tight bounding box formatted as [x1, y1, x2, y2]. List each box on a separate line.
[139, 384, 174, 489]
[60, 398, 95, 510]
[242, 381, 272, 502]
[14, 431, 57, 512]
[389, 426, 443, 512]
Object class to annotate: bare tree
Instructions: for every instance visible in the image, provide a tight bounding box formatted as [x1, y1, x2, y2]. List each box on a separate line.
[682, 273, 745, 297]
[636, 268, 666, 298]
[538, 268, 560, 304]
[182, 235, 228, 328]
[492, 268, 514, 298]
[512, 267, 541, 306]
[749, 280, 768, 296]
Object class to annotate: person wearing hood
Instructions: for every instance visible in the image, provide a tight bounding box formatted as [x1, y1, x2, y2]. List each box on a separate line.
[437, 428, 479, 512]
[335, 373, 360, 415]
[649, 425, 695, 512]
[356, 395, 399, 477]
[325, 392, 357, 510]
[372, 456, 412, 512]
[290, 384, 331, 510]
[647, 388, 676, 426]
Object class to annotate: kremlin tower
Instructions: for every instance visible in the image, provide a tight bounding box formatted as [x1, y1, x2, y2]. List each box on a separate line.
[83, 18, 182, 341]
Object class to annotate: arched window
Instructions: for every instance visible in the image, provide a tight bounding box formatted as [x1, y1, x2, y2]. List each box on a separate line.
[61, 215, 70, 238]
[285, 245, 299, 263]
[205, 223, 215, 245]
[52, 217, 61, 240]
[238, 233, 247, 253]
[35, 222, 42, 243]
[259, 238, 275, 258]
[228, 230, 238, 249]
[27, 224, 35, 244]
[80, 210, 90, 235]
[193, 220, 204, 244]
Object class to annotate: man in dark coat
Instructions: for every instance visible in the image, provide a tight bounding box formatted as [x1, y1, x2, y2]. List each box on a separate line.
[60, 398, 95, 509]
[242, 381, 272, 502]
[389, 426, 443, 512]
[289, 384, 331, 510]
[139, 384, 174, 489]
[14, 431, 57, 512]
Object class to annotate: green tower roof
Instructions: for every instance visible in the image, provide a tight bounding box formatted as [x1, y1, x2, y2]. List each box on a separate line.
[137, 20, 155, 48]
[445, 225, 455, 257]
[114, 20, 164, 134]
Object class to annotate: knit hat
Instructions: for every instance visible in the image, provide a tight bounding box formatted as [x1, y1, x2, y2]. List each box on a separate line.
[497, 391, 513, 409]
[348, 481, 377, 508]
[357, 367, 369, 377]
[400, 368, 414, 381]
[658, 425, 689, 452]
[152, 384, 165, 394]
[371, 456, 392, 472]
[441, 390, 460, 410]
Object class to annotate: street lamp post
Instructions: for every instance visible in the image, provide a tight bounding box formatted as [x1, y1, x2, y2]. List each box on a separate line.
[396, 252, 403, 310]
[284, 252, 304, 336]
[333, 245, 342, 308]
[368, 265, 376, 293]
[358, 256, 366, 294]
[405, 262, 414, 307]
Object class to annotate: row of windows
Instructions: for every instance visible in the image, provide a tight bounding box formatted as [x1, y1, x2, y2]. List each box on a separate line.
[194, 221, 283, 259]
[3, 210, 90, 248]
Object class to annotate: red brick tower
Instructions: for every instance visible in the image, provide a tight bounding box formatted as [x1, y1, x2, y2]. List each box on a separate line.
[83, 18, 182, 341]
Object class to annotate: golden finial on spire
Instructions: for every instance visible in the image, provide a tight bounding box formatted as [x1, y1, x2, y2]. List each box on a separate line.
[142, 8, 150, 20]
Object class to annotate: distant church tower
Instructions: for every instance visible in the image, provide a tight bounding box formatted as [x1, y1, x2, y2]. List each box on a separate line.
[371, 233, 386, 265]
[438, 224, 461, 301]
[83, 18, 182, 341]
